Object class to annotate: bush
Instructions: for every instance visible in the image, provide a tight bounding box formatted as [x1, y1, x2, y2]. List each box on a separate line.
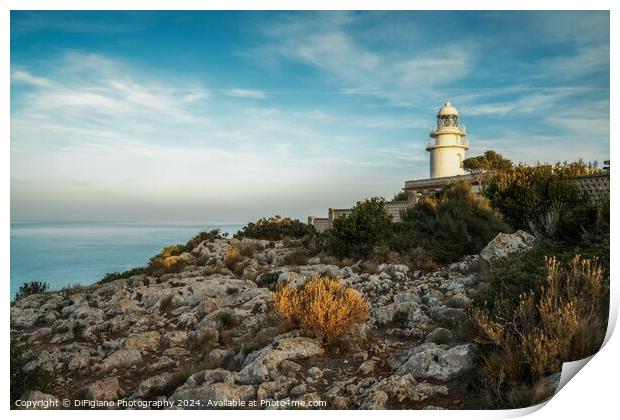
[280, 249, 310, 266]
[217, 310, 238, 329]
[148, 244, 189, 275]
[224, 246, 242, 270]
[484, 162, 604, 241]
[10, 339, 54, 406]
[393, 181, 511, 263]
[328, 197, 393, 259]
[13, 281, 49, 302]
[239, 242, 264, 258]
[185, 229, 224, 251]
[255, 271, 281, 290]
[272, 275, 369, 345]
[403, 247, 439, 272]
[472, 255, 608, 408]
[235, 216, 315, 240]
[99, 267, 146, 284]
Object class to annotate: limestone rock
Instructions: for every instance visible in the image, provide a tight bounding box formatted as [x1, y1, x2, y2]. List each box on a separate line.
[480, 230, 536, 262]
[125, 331, 161, 352]
[136, 372, 179, 398]
[169, 383, 256, 409]
[393, 343, 477, 381]
[360, 390, 388, 409]
[367, 373, 448, 404]
[238, 337, 324, 384]
[207, 348, 234, 368]
[84, 377, 123, 400]
[102, 349, 143, 371]
[425, 328, 453, 345]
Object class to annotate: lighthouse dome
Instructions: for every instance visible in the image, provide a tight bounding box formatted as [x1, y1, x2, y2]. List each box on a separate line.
[437, 101, 459, 117]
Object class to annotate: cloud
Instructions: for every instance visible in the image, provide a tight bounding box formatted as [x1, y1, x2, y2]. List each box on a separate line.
[11, 51, 419, 220]
[225, 88, 266, 99]
[249, 13, 474, 105]
[11, 69, 52, 87]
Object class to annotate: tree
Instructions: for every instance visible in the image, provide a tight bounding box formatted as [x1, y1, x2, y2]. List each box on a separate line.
[392, 181, 511, 262]
[462, 150, 513, 187]
[328, 197, 393, 259]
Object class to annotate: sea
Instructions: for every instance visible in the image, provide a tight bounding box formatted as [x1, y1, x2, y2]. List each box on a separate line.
[10, 220, 245, 298]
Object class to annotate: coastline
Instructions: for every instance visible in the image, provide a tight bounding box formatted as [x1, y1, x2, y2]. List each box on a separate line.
[10, 220, 245, 297]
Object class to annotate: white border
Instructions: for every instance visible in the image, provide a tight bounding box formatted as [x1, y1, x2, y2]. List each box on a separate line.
[3, 1, 616, 419]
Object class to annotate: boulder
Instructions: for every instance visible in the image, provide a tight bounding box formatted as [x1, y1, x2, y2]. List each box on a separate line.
[237, 337, 324, 384]
[360, 390, 388, 409]
[373, 301, 433, 333]
[169, 383, 256, 409]
[393, 343, 477, 381]
[84, 377, 123, 400]
[425, 328, 453, 346]
[101, 349, 143, 371]
[136, 372, 179, 398]
[207, 348, 234, 368]
[125, 331, 161, 352]
[480, 230, 536, 262]
[377, 264, 410, 281]
[366, 373, 448, 404]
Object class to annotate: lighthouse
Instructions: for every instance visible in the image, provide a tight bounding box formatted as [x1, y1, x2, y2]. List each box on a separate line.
[426, 101, 469, 178]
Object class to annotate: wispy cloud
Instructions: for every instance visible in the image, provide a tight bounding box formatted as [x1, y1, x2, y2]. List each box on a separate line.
[225, 88, 266, 99]
[249, 13, 473, 105]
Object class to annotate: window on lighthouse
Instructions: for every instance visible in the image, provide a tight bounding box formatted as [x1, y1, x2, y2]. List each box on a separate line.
[438, 115, 458, 128]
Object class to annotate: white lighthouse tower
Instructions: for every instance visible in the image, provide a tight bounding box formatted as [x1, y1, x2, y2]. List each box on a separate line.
[426, 101, 469, 178]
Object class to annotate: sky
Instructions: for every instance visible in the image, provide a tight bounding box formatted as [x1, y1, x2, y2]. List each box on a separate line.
[10, 11, 610, 222]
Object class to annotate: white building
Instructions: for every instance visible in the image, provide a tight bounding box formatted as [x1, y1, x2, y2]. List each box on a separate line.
[426, 101, 469, 178]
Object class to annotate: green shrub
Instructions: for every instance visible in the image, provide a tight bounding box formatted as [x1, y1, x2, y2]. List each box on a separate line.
[484, 162, 603, 241]
[10, 339, 54, 406]
[235, 216, 315, 240]
[281, 249, 310, 266]
[99, 267, 146, 284]
[217, 310, 238, 329]
[13, 281, 49, 302]
[393, 181, 511, 263]
[255, 271, 281, 290]
[327, 197, 393, 259]
[185, 229, 224, 251]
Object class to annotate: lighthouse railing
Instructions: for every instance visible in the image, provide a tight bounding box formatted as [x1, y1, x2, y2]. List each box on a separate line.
[426, 137, 469, 149]
[429, 124, 467, 136]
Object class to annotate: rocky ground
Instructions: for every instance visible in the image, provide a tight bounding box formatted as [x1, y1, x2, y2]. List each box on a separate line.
[11, 231, 538, 409]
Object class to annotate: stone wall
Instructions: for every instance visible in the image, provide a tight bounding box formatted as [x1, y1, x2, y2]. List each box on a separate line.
[385, 200, 414, 223]
[308, 217, 331, 233]
[573, 173, 610, 200]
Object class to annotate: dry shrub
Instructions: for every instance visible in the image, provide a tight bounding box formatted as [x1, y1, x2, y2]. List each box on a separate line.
[405, 247, 439, 272]
[280, 249, 310, 266]
[240, 242, 264, 258]
[473, 255, 608, 408]
[224, 246, 242, 270]
[319, 254, 340, 266]
[148, 244, 191, 274]
[359, 261, 378, 274]
[272, 275, 369, 345]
